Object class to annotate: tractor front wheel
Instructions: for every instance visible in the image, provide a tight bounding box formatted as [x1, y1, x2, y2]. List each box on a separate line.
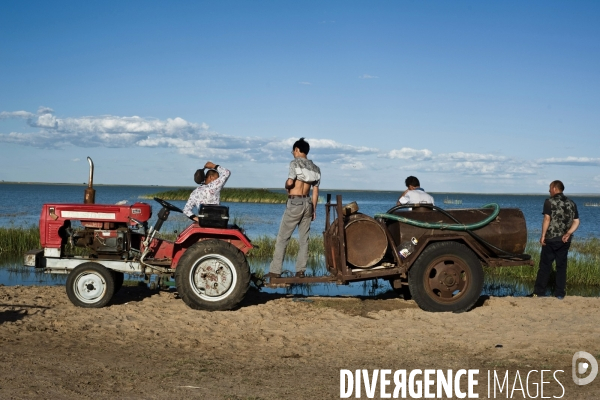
[66, 262, 115, 308]
[175, 240, 250, 311]
[408, 241, 483, 313]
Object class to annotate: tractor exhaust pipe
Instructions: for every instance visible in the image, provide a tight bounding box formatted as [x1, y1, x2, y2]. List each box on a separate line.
[84, 156, 96, 204]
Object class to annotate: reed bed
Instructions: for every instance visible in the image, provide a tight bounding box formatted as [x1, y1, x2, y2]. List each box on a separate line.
[484, 238, 600, 286]
[142, 188, 288, 204]
[0, 226, 40, 258]
[248, 236, 600, 286]
[2, 225, 599, 286]
[247, 235, 324, 260]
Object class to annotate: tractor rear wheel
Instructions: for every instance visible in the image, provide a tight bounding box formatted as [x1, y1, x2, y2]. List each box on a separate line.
[66, 262, 115, 308]
[175, 240, 250, 311]
[408, 241, 483, 313]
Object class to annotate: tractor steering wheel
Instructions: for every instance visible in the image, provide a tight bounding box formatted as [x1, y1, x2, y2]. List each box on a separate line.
[153, 197, 184, 213]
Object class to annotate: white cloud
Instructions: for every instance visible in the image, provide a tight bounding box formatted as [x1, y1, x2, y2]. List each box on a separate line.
[37, 106, 54, 114]
[359, 74, 378, 79]
[0, 107, 383, 165]
[0, 111, 35, 119]
[72, 158, 80, 162]
[0, 106, 54, 120]
[34, 112, 59, 128]
[422, 158, 536, 177]
[307, 138, 377, 154]
[0, 107, 593, 191]
[381, 147, 433, 161]
[439, 152, 507, 162]
[0, 109, 211, 149]
[537, 157, 600, 166]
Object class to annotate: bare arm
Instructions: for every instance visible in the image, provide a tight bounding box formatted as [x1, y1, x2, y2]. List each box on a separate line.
[397, 189, 410, 206]
[540, 214, 551, 245]
[311, 186, 319, 221]
[562, 219, 580, 243]
[285, 178, 295, 191]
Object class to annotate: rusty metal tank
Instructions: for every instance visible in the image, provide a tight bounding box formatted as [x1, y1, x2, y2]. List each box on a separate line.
[386, 207, 528, 254]
[328, 213, 388, 268]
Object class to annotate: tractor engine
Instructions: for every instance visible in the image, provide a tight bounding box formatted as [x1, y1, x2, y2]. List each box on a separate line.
[39, 202, 153, 259]
[71, 224, 131, 257]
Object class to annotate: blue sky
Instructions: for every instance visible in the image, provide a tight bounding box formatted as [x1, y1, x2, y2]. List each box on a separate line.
[1, 1, 599, 193]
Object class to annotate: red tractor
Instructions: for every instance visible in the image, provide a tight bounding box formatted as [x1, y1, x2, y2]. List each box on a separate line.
[24, 158, 253, 311]
[25, 158, 534, 313]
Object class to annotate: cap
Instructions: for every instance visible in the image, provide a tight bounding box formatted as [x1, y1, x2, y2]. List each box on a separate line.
[194, 168, 205, 184]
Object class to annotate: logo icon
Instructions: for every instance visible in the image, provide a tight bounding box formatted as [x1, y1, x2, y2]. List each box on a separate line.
[572, 351, 598, 386]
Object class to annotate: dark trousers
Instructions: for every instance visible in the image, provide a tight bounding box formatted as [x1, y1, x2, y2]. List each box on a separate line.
[534, 239, 571, 297]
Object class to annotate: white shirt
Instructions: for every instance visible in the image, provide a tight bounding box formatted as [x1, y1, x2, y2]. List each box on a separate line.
[398, 188, 435, 205]
[183, 166, 230, 217]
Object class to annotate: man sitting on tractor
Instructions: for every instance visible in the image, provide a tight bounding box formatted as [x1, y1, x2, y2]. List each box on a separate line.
[183, 161, 230, 222]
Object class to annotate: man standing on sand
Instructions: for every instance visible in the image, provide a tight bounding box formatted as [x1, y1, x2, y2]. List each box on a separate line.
[266, 138, 321, 278]
[533, 180, 580, 299]
[396, 176, 434, 206]
[182, 161, 230, 222]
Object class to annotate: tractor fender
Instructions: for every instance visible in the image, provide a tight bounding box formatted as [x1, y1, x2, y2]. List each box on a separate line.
[170, 224, 253, 269]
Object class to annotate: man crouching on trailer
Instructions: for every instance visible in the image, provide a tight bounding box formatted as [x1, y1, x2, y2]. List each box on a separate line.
[266, 138, 321, 279]
[183, 161, 230, 222]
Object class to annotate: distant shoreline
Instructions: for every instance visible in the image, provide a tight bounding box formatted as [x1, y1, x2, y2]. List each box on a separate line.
[1, 181, 599, 197]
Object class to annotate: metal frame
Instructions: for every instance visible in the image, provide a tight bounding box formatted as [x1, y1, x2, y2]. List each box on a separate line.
[45, 257, 144, 273]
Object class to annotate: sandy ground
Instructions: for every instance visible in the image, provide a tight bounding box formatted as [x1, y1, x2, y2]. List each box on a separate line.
[1, 284, 599, 399]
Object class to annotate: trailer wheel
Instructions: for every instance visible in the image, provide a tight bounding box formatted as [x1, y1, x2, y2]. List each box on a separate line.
[175, 240, 250, 311]
[66, 262, 115, 308]
[408, 241, 483, 313]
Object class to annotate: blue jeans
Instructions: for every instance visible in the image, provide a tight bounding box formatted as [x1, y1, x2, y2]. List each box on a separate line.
[269, 197, 313, 274]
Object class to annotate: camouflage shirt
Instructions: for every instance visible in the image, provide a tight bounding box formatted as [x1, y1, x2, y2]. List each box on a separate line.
[543, 193, 579, 241]
[288, 157, 321, 187]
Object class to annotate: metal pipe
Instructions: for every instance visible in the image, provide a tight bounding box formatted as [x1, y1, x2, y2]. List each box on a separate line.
[87, 157, 94, 188]
[84, 156, 96, 204]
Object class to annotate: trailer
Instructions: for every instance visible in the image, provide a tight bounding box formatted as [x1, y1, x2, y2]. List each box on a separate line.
[264, 194, 533, 312]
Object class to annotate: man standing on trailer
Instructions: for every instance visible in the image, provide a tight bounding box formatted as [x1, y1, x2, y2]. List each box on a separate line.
[533, 180, 580, 299]
[183, 161, 230, 222]
[397, 176, 435, 205]
[267, 138, 321, 278]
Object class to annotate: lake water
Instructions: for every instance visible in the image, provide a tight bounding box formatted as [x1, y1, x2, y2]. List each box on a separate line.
[1, 183, 599, 297]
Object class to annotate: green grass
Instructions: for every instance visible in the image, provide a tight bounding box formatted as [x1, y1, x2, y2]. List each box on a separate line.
[2, 224, 599, 286]
[142, 188, 288, 204]
[484, 238, 600, 286]
[247, 235, 324, 259]
[0, 225, 40, 257]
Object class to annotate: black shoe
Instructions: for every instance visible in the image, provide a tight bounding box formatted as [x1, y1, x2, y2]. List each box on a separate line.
[264, 272, 281, 279]
[295, 271, 305, 278]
